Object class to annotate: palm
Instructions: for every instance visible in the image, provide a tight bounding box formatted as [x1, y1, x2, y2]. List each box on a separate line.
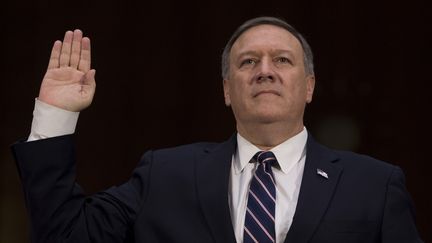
[38, 30, 96, 112]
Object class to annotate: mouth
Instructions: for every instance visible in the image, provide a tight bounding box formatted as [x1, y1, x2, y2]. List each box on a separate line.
[253, 90, 281, 97]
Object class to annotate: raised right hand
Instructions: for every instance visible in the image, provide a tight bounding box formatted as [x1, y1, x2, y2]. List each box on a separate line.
[38, 29, 96, 112]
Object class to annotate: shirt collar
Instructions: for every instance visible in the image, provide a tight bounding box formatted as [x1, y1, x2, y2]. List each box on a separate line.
[234, 127, 308, 174]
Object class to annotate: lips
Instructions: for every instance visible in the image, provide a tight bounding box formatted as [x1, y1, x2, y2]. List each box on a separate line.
[253, 90, 281, 97]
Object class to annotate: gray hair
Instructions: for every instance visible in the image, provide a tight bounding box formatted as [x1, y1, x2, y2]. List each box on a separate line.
[221, 16, 314, 79]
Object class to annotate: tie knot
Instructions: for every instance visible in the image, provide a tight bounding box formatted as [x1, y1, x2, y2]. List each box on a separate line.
[253, 151, 277, 166]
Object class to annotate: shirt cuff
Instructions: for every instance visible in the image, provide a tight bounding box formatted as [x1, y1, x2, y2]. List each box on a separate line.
[27, 99, 80, 141]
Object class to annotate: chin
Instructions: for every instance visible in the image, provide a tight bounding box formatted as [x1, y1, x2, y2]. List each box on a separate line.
[253, 111, 287, 124]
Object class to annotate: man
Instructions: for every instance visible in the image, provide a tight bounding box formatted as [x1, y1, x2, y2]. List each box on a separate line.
[12, 17, 422, 242]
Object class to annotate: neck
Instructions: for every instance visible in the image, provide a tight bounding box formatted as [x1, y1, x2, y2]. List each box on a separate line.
[237, 120, 304, 150]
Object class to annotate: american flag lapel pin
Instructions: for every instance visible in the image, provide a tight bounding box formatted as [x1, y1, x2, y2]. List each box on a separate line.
[317, 168, 329, 179]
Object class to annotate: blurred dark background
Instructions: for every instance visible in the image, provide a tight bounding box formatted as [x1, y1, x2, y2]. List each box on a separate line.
[1, 0, 430, 242]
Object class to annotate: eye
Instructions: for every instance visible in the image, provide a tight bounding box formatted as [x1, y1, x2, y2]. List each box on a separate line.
[240, 58, 257, 66]
[275, 56, 291, 64]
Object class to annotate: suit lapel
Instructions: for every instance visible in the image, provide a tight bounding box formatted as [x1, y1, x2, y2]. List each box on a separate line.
[195, 134, 237, 243]
[284, 134, 343, 243]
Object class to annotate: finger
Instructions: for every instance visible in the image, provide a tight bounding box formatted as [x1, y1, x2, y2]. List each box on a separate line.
[70, 29, 83, 68]
[47, 40, 62, 69]
[59, 31, 73, 67]
[78, 37, 91, 72]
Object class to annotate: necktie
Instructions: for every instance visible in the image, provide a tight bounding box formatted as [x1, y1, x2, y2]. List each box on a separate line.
[244, 151, 277, 243]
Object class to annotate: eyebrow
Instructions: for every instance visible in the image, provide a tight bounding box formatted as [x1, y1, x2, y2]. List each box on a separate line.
[236, 49, 295, 60]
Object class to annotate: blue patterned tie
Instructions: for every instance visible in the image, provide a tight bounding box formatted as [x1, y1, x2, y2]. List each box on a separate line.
[244, 151, 277, 243]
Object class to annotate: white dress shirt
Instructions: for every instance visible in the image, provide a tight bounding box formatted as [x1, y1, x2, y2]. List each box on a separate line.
[28, 99, 79, 141]
[229, 130, 307, 243]
[28, 99, 307, 243]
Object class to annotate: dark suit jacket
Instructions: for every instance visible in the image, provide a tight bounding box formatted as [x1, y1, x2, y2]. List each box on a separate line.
[12, 134, 422, 243]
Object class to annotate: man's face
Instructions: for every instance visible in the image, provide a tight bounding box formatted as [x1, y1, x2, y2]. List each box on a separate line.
[223, 24, 315, 128]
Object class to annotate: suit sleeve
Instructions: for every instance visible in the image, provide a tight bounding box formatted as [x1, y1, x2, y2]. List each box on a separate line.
[381, 166, 423, 243]
[11, 135, 152, 243]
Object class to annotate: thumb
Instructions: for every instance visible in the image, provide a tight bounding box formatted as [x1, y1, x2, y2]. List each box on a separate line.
[83, 69, 96, 86]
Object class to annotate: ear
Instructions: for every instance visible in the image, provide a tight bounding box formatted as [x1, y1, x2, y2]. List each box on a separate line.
[223, 79, 231, 106]
[305, 75, 315, 103]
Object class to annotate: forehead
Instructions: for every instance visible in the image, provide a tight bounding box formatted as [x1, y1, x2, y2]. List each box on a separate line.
[230, 24, 303, 57]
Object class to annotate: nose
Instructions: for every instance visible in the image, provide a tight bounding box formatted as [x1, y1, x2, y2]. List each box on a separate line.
[256, 58, 275, 83]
